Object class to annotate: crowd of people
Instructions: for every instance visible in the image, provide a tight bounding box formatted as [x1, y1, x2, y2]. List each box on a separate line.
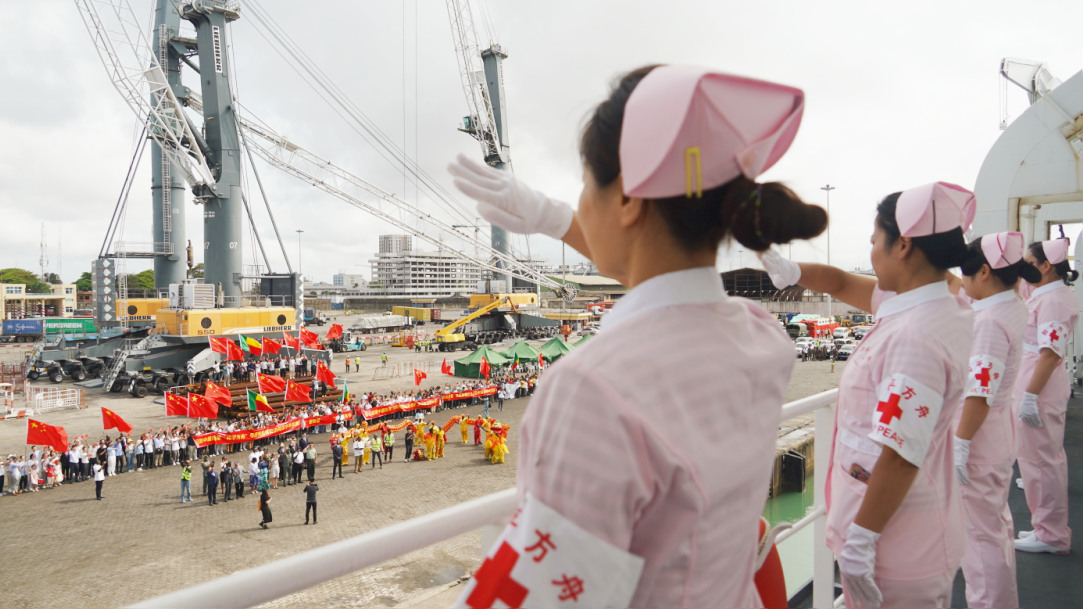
[1, 370, 542, 503]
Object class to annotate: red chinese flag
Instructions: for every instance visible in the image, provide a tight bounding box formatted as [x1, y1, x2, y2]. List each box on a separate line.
[188, 393, 219, 419]
[538, 352, 545, 368]
[326, 323, 343, 340]
[282, 331, 300, 350]
[165, 392, 190, 417]
[414, 368, 427, 386]
[300, 326, 320, 347]
[262, 337, 282, 355]
[316, 360, 337, 389]
[225, 339, 246, 362]
[208, 336, 230, 354]
[441, 358, 451, 375]
[479, 357, 490, 379]
[285, 380, 313, 403]
[257, 373, 287, 394]
[27, 418, 68, 452]
[204, 381, 233, 407]
[101, 407, 133, 433]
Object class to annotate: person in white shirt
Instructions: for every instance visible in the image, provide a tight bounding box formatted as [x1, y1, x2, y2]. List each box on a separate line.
[93, 461, 105, 499]
[353, 436, 366, 473]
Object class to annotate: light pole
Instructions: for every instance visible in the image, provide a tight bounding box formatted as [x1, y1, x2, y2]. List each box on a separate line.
[296, 229, 304, 276]
[820, 185, 835, 319]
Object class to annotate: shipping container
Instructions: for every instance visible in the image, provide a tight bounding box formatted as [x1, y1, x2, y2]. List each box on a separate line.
[44, 318, 98, 334]
[3, 319, 44, 336]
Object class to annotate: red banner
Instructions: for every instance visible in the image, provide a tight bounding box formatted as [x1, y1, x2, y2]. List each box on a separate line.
[190, 409, 355, 447]
[442, 386, 498, 401]
[360, 397, 439, 420]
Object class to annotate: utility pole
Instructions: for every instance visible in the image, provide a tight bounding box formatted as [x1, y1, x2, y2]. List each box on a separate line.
[821, 185, 835, 319]
[296, 230, 304, 276]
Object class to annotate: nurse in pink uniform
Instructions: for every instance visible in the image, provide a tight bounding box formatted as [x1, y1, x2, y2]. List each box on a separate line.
[761, 182, 974, 608]
[448, 65, 827, 608]
[953, 232, 1039, 608]
[1013, 238, 1080, 555]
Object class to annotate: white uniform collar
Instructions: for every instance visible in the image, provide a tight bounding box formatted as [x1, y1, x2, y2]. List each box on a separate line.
[971, 288, 1019, 312]
[1028, 281, 1068, 300]
[876, 280, 951, 319]
[603, 267, 726, 330]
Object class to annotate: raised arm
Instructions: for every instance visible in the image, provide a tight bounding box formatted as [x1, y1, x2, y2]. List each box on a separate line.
[759, 249, 877, 313]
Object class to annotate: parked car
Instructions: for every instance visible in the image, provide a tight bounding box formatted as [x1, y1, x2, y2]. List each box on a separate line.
[795, 337, 814, 346]
[837, 344, 856, 361]
[578, 327, 599, 336]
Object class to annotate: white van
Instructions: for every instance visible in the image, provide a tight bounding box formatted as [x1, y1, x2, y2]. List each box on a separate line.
[833, 327, 850, 339]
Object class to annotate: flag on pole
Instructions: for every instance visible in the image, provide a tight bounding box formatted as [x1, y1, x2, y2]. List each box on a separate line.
[225, 340, 245, 362]
[512, 354, 520, 370]
[204, 381, 232, 407]
[316, 360, 337, 389]
[441, 358, 452, 375]
[414, 368, 427, 386]
[101, 407, 133, 433]
[27, 418, 68, 452]
[479, 357, 491, 379]
[285, 380, 313, 403]
[258, 373, 287, 394]
[538, 351, 545, 368]
[262, 337, 282, 355]
[208, 336, 230, 354]
[299, 326, 320, 347]
[247, 389, 275, 413]
[239, 335, 263, 356]
[340, 380, 350, 404]
[282, 331, 300, 350]
[325, 323, 343, 339]
[188, 393, 219, 419]
[165, 392, 190, 416]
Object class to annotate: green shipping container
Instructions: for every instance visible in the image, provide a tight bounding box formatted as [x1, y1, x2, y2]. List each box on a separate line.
[43, 318, 98, 334]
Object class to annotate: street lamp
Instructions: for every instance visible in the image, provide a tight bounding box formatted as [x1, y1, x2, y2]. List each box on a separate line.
[820, 185, 835, 319]
[296, 229, 304, 276]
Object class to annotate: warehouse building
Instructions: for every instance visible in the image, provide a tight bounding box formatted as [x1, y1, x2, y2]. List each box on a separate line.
[1, 283, 77, 319]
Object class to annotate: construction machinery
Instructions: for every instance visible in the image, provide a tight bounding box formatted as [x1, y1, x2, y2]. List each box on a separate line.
[434, 295, 559, 351]
[326, 330, 368, 353]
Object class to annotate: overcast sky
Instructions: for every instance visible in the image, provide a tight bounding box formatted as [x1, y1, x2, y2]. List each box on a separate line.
[1, 0, 1079, 285]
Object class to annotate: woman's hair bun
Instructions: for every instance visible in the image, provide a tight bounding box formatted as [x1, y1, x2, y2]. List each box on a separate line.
[728, 179, 828, 251]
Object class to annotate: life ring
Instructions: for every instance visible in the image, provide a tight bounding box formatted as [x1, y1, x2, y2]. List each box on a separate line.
[754, 516, 789, 609]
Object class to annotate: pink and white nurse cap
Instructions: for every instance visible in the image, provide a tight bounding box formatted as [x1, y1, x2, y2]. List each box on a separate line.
[981, 231, 1025, 269]
[1041, 239, 1069, 264]
[619, 65, 804, 199]
[895, 181, 976, 237]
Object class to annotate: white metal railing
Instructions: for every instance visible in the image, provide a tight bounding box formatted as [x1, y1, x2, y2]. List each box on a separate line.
[129, 389, 840, 609]
[24, 384, 85, 413]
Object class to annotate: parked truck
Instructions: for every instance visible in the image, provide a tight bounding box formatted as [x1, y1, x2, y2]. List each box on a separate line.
[302, 307, 327, 326]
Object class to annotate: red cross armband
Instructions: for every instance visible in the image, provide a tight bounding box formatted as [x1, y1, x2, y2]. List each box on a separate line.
[455, 493, 645, 609]
[964, 355, 1006, 402]
[1037, 321, 1069, 357]
[868, 374, 944, 467]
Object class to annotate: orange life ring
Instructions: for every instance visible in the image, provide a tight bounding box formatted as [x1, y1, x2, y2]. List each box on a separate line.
[754, 516, 788, 609]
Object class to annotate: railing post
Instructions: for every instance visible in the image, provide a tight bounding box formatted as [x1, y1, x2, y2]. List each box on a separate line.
[813, 403, 836, 609]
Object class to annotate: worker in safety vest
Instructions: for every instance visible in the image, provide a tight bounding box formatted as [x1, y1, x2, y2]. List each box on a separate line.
[383, 431, 395, 462]
[381, 353, 387, 367]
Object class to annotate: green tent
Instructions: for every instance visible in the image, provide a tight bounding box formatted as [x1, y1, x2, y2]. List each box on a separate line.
[499, 341, 541, 365]
[539, 337, 575, 363]
[572, 333, 592, 348]
[454, 344, 513, 378]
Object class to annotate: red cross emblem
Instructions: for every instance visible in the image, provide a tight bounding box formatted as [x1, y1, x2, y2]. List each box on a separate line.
[466, 542, 528, 608]
[876, 393, 903, 425]
[525, 530, 557, 563]
[1049, 329, 1060, 342]
[974, 366, 992, 388]
[552, 574, 585, 602]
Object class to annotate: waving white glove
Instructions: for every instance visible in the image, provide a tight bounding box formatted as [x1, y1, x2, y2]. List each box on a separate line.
[954, 436, 971, 485]
[839, 523, 883, 609]
[447, 153, 574, 240]
[1018, 392, 1042, 428]
[758, 248, 802, 289]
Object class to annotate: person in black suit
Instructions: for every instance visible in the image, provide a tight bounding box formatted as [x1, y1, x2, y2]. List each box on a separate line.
[331, 443, 343, 479]
[207, 464, 218, 505]
[221, 462, 233, 501]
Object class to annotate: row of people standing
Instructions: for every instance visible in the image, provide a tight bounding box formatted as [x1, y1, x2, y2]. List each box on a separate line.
[446, 64, 1078, 608]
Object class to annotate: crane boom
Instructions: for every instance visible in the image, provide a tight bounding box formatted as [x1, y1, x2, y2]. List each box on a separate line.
[445, 0, 501, 162]
[73, 0, 216, 189]
[436, 296, 514, 340]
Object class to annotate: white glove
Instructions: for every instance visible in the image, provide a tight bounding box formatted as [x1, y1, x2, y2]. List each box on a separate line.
[839, 523, 882, 609]
[1018, 392, 1042, 428]
[758, 248, 802, 289]
[953, 436, 971, 485]
[447, 153, 574, 240]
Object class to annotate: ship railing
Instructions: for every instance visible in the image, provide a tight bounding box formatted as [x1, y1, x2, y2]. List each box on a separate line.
[128, 389, 841, 609]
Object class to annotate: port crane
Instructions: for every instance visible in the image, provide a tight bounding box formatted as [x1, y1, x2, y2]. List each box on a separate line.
[73, 0, 577, 305]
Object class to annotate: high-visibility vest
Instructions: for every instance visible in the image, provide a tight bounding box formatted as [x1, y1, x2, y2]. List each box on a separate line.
[181, 467, 192, 481]
[384, 434, 394, 446]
